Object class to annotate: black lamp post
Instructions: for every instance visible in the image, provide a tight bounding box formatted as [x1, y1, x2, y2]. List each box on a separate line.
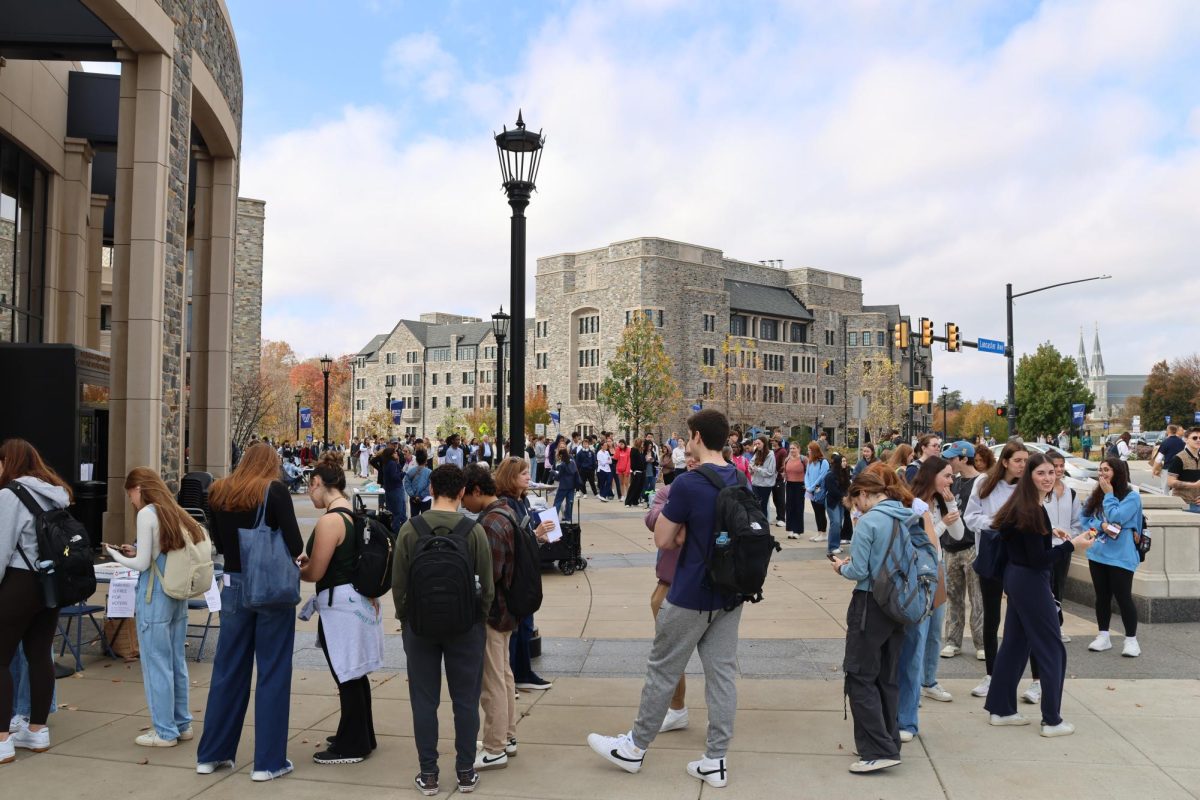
[491, 307, 511, 459]
[386, 391, 393, 439]
[495, 110, 545, 458]
[320, 355, 332, 448]
[940, 384, 949, 439]
[556, 401, 563, 436]
[294, 392, 302, 443]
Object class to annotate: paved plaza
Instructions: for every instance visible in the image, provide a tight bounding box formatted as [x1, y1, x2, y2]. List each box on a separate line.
[6, 484, 1200, 799]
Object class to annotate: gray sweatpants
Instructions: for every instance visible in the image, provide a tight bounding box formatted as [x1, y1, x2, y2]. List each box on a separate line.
[631, 599, 742, 758]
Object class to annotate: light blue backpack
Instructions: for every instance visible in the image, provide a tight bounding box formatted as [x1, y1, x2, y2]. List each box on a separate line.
[872, 518, 939, 625]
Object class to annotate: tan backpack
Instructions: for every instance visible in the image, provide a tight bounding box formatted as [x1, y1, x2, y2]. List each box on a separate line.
[146, 523, 215, 602]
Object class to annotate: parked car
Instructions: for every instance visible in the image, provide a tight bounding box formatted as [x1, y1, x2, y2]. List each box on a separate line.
[990, 442, 1099, 482]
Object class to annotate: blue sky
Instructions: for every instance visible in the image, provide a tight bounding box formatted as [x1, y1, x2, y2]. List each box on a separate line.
[225, 0, 1200, 401]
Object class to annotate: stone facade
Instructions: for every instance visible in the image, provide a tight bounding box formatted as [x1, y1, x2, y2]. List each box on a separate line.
[232, 198, 264, 385]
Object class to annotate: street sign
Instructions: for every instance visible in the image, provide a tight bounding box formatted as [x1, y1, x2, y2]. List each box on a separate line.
[1071, 403, 1085, 427]
[299, 408, 313, 429]
[1132, 415, 1141, 434]
[691, 403, 702, 412]
[534, 423, 546, 435]
[984, 425, 990, 436]
[977, 338, 1005, 354]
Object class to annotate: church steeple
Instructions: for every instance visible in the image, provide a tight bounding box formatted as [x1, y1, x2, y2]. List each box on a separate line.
[1090, 323, 1105, 378]
[1076, 327, 1090, 380]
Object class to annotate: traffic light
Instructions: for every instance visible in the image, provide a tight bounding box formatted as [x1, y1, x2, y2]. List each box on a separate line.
[892, 320, 909, 350]
[995, 405, 1007, 417]
[945, 322, 960, 352]
[919, 317, 934, 348]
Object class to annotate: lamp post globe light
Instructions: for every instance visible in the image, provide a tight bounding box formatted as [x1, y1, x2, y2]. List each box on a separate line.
[491, 307, 511, 459]
[495, 110, 545, 458]
[320, 355, 333, 449]
[294, 392, 302, 443]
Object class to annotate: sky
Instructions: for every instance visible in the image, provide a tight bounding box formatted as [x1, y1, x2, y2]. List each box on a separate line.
[217, 0, 1200, 402]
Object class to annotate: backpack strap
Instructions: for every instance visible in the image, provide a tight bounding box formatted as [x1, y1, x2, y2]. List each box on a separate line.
[6, 483, 46, 520]
[411, 514, 434, 539]
[697, 463, 743, 491]
[451, 515, 477, 539]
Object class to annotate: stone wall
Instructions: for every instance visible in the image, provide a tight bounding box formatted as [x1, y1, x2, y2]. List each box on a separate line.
[0, 219, 12, 340]
[233, 197, 264, 386]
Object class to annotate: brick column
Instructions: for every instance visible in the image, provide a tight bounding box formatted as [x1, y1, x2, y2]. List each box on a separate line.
[53, 137, 94, 344]
[188, 150, 213, 473]
[86, 193, 108, 350]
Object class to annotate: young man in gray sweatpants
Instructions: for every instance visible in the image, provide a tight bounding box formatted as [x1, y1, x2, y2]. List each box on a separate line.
[588, 409, 743, 789]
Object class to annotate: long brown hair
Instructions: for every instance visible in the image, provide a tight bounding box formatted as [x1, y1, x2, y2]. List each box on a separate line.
[1083, 457, 1132, 518]
[754, 437, 770, 467]
[124, 467, 204, 552]
[0, 439, 72, 502]
[494, 457, 529, 499]
[910, 456, 951, 515]
[209, 441, 280, 512]
[807, 441, 824, 462]
[849, 469, 913, 505]
[978, 441, 1026, 499]
[992, 452, 1052, 535]
[888, 443, 913, 469]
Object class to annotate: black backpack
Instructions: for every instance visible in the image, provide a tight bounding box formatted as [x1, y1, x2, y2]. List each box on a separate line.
[7, 483, 97, 608]
[330, 508, 396, 599]
[483, 504, 543, 619]
[407, 515, 480, 637]
[1106, 440, 1121, 458]
[695, 465, 781, 608]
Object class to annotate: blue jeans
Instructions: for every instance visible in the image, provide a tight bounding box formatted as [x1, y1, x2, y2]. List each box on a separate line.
[897, 602, 946, 735]
[197, 573, 296, 772]
[9, 644, 56, 719]
[554, 488, 574, 523]
[1187, 503, 1200, 514]
[599, 470, 613, 498]
[509, 615, 539, 683]
[385, 487, 407, 533]
[136, 555, 191, 739]
[826, 503, 844, 552]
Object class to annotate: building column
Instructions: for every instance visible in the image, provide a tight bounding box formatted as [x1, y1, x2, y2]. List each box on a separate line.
[188, 150, 213, 473]
[204, 156, 237, 478]
[86, 193, 108, 349]
[53, 138, 94, 344]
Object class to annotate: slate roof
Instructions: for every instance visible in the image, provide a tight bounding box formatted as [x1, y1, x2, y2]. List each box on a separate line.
[356, 334, 389, 362]
[725, 279, 814, 320]
[356, 318, 534, 355]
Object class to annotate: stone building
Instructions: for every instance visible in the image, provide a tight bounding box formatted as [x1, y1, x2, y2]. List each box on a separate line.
[0, 0, 250, 542]
[232, 197, 264, 385]
[1075, 325, 1146, 422]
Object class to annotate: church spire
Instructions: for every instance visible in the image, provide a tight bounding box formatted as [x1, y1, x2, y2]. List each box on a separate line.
[1090, 323, 1105, 377]
[1076, 326, 1090, 380]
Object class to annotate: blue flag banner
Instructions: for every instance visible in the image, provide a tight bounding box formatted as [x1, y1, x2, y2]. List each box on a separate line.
[1071, 403, 1085, 427]
[300, 407, 313, 429]
[391, 399, 405, 424]
[549, 411, 560, 424]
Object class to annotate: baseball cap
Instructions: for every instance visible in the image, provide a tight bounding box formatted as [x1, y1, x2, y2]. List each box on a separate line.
[944, 440, 976, 459]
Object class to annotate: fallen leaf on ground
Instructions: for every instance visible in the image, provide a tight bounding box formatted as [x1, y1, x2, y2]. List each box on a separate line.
[138, 758, 149, 765]
[140, 726, 152, 732]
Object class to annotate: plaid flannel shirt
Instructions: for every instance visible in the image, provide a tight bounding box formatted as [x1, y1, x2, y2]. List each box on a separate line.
[479, 499, 517, 632]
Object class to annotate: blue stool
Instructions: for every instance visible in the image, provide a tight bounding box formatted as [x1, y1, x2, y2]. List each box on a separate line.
[186, 599, 218, 662]
[57, 604, 113, 672]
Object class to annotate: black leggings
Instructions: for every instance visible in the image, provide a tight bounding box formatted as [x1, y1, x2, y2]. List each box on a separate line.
[625, 472, 645, 506]
[0, 569, 60, 726]
[811, 500, 828, 533]
[318, 619, 377, 757]
[981, 574, 1039, 679]
[1089, 561, 1138, 637]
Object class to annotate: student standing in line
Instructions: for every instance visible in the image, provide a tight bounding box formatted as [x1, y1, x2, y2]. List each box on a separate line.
[106, 468, 206, 748]
[831, 469, 915, 774]
[804, 442, 829, 543]
[1043, 452, 1082, 643]
[749, 437, 777, 518]
[823, 453, 850, 555]
[771, 437, 789, 528]
[596, 440, 614, 502]
[852, 443, 877, 478]
[299, 453, 383, 765]
[379, 446, 408, 534]
[553, 448, 580, 522]
[1080, 457, 1144, 657]
[0, 439, 72, 763]
[404, 448, 433, 519]
[905, 434, 942, 484]
[196, 442, 304, 781]
[625, 441, 647, 509]
[985, 454, 1093, 736]
[730, 441, 753, 483]
[615, 439, 632, 500]
[940, 442, 986, 661]
[1167, 427, 1200, 513]
[888, 444, 914, 479]
[783, 443, 807, 540]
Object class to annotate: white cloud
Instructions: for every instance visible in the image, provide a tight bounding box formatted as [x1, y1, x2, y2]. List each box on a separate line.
[242, 0, 1200, 400]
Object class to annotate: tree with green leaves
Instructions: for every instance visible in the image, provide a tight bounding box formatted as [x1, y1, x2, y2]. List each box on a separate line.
[955, 399, 1009, 442]
[845, 356, 909, 445]
[599, 314, 681, 437]
[1014, 342, 1094, 438]
[1140, 356, 1200, 429]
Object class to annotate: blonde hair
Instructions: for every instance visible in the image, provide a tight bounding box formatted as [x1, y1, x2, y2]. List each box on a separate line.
[124, 467, 205, 552]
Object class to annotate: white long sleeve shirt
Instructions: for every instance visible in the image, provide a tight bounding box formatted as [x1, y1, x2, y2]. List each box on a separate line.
[1043, 483, 1083, 546]
[964, 478, 1016, 533]
[105, 505, 160, 572]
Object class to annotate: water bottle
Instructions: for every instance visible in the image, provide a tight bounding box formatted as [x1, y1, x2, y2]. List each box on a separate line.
[474, 573, 482, 597]
[36, 560, 58, 609]
[715, 531, 730, 549]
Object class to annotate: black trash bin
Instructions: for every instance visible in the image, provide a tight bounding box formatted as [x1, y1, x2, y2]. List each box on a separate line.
[72, 481, 108, 550]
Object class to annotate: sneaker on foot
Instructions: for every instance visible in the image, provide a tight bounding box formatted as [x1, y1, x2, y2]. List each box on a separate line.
[1040, 721, 1075, 737]
[1088, 633, 1112, 652]
[414, 772, 439, 796]
[196, 759, 235, 774]
[313, 749, 364, 765]
[177, 726, 194, 741]
[921, 683, 953, 703]
[474, 749, 508, 770]
[1021, 681, 1042, 705]
[10, 726, 49, 752]
[989, 714, 1031, 726]
[1122, 637, 1141, 657]
[829, 547, 843, 555]
[135, 732, 178, 747]
[1060, 632, 1071, 643]
[0, 737, 13, 764]
[971, 675, 992, 697]
[687, 755, 728, 788]
[250, 759, 294, 781]
[849, 758, 901, 773]
[457, 768, 480, 792]
[587, 731, 644, 773]
[659, 706, 689, 733]
[940, 645, 960, 658]
[809, 534, 825, 542]
[787, 532, 799, 540]
[899, 730, 914, 743]
[515, 677, 553, 690]
[8, 716, 27, 734]
[976, 649, 986, 661]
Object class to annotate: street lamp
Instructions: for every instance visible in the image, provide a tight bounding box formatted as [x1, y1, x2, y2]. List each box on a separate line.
[495, 110, 545, 458]
[320, 354, 332, 448]
[386, 391, 393, 439]
[556, 401, 563, 436]
[294, 393, 302, 443]
[940, 385, 949, 439]
[1005, 275, 1111, 435]
[491, 307, 511, 459]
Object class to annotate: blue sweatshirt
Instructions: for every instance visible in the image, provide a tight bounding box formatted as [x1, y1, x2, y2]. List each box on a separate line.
[804, 458, 829, 501]
[823, 469, 845, 509]
[839, 499, 920, 592]
[1082, 490, 1142, 574]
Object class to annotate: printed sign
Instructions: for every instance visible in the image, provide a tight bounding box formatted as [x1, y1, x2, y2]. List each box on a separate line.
[390, 399, 405, 424]
[300, 407, 313, 429]
[106, 577, 138, 618]
[977, 338, 1005, 354]
[1071, 403, 1086, 427]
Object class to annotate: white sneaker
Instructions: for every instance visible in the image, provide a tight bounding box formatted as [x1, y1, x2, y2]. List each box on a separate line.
[587, 731, 644, 773]
[989, 713, 1031, 726]
[976, 649, 986, 661]
[774, 520, 785, 528]
[1040, 720, 1075, 737]
[829, 547, 843, 555]
[921, 683, 953, 703]
[8, 716, 27, 735]
[10, 725, 49, 752]
[849, 758, 901, 773]
[1060, 633, 1071, 643]
[0, 736, 13, 764]
[177, 726, 194, 742]
[476, 738, 518, 756]
[971, 675, 992, 697]
[659, 706, 689, 733]
[940, 645, 960, 658]
[787, 532, 799, 540]
[196, 759, 235, 774]
[1021, 681, 1042, 705]
[474, 750, 508, 770]
[1088, 633, 1112, 652]
[135, 732, 178, 747]
[1122, 637, 1141, 657]
[250, 760, 294, 781]
[687, 755, 728, 787]
[899, 729, 914, 743]
[809, 534, 825, 542]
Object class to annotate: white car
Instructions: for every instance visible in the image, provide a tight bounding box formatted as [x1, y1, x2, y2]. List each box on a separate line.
[990, 442, 1099, 483]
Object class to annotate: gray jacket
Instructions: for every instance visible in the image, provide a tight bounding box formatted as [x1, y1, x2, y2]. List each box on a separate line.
[0, 477, 71, 585]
